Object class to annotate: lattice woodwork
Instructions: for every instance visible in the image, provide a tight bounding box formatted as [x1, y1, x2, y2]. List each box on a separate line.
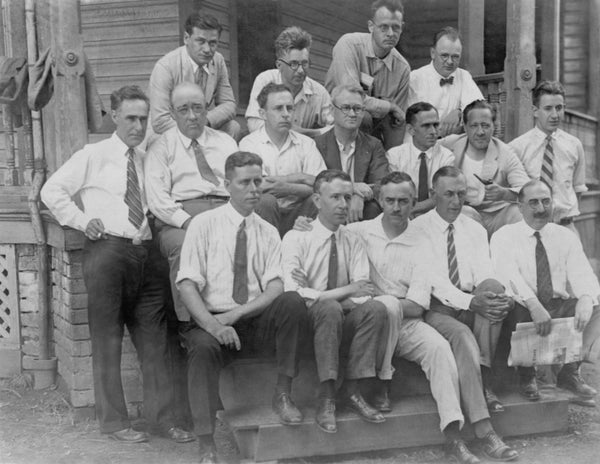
[0, 245, 19, 346]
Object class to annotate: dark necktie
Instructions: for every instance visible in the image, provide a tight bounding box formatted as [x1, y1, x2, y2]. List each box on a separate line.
[534, 231, 553, 304]
[195, 66, 207, 92]
[541, 134, 554, 187]
[190, 139, 219, 186]
[232, 219, 248, 304]
[418, 152, 429, 202]
[440, 76, 454, 86]
[327, 234, 338, 290]
[124, 148, 144, 229]
[447, 224, 461, 288]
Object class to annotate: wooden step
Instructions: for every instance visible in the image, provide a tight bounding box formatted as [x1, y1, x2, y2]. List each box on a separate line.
[219, 391, 569, 462]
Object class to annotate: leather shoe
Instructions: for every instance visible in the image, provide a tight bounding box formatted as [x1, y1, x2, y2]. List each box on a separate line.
[519, 374, 540, 401]
[343, 392, 385, 423]
[315, 398, 337, 433]
[272, 392, 303, 425]
[557, 365, 598, 399]
[199, 443, 219, 464]
[372, 382, 392, 413]
[163, 426, 195, 443]
[108, 427, 148, 443]
[446, 438, 480, 464]
[484, 388, 505, 414]
[479, 431, 518, 461]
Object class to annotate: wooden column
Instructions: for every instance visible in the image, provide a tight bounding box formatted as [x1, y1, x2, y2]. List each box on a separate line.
[540, 0, 560, 81]
[503, 0, 536, 141]
[458, 0, 485, 75]
[589, 0, 600, 183]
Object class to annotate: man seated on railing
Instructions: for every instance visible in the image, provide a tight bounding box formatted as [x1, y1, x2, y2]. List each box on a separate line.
[315, 85, 390, 222]
[408, 27, 484, 138]
[509, 80, 587, 234]
[441, 100, 530, 236]
[176, 152, 309, 463]
[282, 170, 388, 434]
[245, 26, 333, 137]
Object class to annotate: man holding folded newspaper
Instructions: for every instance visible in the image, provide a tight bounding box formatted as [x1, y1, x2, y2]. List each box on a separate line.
[490, 180, 600, 403]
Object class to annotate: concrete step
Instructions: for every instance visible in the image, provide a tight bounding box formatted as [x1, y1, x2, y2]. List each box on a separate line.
[219, 391, 569, 462]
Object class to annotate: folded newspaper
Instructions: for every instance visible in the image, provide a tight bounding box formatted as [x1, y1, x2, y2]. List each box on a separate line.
[508, 317, 582, 367]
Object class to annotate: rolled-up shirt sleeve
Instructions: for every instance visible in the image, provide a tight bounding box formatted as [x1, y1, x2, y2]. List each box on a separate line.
[406, 247, 432, 309]
[261, 230, 284, 289]
[175, 216, 207, 291]
[281, 231, 322, 302]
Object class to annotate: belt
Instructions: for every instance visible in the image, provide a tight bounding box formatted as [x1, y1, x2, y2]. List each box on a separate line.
[558, 217, 574, 225]
[178, 195, 228, 202]
[105, 234, 151, 246]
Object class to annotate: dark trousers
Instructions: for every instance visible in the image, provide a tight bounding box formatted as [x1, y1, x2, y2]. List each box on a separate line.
[308, 299, 387, 382]
[255, 193, 318, 237]
[82, 237, 174, 433]
[178, 291, 308, 436]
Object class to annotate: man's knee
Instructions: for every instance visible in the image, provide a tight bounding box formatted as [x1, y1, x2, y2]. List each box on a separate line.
[474, 278, 505, 295]
[183, 329, 222, 363]
[158, 227, 186, 262]
[311, 299, 344, 327]
[355, 299, 388, 325]
[275, 291, 308, 323]
[374, 295, 403, 320]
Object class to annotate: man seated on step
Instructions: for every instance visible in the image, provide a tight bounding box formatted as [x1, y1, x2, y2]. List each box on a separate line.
[315, 84, 390, 223]
[411, 166, 519, 462]
[239, 82, 326, 235]
[386, 102, 454, 217]
[176, 151, 309, 463]
[441, 99, 529, 236]
[490, 180, 600, 405]
[281, 169, 388, 434]
[245, 26, 333, 137]
[145, 81, 238, 326]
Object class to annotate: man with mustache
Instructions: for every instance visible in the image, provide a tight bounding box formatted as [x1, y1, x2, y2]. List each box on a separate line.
[509, 81, 587, 234]
[386, 102, 455, 217]
[245, 26, 333, 137]
[149, 13, 240, 139]
[490, 180, 600, 404]
[240, 82, 326, 235]
[315, 85, 390, 222]
[41, 86, 193, 444]
[325, 0, 410, 149]
[442, 100, 530, 236]
[177, 151, 308, 463]
[407, 27, 484, 137]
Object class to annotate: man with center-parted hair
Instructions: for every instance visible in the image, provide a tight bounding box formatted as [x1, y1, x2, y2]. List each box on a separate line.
[282, 169, 388, 434]
[41, 86, 193, 444]
[176, 151, 309, 463]
[245, 26, 333, 137]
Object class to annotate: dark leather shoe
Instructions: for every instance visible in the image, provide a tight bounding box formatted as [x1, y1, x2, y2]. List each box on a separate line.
[519, 375, 540, 401]
[272, 392, 303, 425]
[446, 438, 481, 464]
[199, 443, 219, 464]
[315, 398, 337, 433]
[484, 388, 505, 414]
[343, 392, 385, 423]
[557, 366, 598, 399]
[164, 426, 195, 443]
[479, 431, 518, 461]
[372, 383, 392, 413]
[108, 427, 148, 443]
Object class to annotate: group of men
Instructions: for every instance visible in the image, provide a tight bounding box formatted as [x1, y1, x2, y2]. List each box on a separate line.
[39, 1, 600, 463]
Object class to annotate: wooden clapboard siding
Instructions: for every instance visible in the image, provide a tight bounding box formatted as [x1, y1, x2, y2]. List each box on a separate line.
[561, 0, 590, 113]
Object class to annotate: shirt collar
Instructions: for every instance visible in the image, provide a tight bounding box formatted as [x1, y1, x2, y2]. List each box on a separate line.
[366, 37, 395, 71]
[177, 127, 207, 150]
[223, 202, 256, 228]
[185, 48, 211, 75]
[368, 214, 421, 245]
[428, 61, 457, 80]
[275, 70, 314, 99]
[312, 217, 341, 244]
[431, 208, 455, 231]
[335, 136, 356, 153]
[410, 142, 435, 159]
[519, 219, 548, 238]
[532, 126, 557, 141]
[258, 126, 299, 147]
[111, 132, 138, 156]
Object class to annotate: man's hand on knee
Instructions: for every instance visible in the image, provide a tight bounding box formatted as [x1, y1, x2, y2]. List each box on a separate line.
[575, 296, 594, 332]
[212, 325, 241, 351]
[469, 291, 511, 323]
[527, 299, 552, 336]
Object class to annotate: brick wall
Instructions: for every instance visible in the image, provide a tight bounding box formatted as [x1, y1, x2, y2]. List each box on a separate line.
[18, 244, 41, 361]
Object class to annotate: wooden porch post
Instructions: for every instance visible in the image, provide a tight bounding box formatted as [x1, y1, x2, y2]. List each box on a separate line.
[458, 0, 485, 75]
[504, 0, 536, 141]
[540, 0, 560, 81]
[589, 0, 600, 183]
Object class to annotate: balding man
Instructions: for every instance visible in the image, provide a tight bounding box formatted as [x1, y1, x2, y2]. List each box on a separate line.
[145, 82, 238, 322]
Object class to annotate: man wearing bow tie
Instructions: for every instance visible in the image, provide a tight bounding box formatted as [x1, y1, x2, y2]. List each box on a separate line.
[408, 27, 483, 137]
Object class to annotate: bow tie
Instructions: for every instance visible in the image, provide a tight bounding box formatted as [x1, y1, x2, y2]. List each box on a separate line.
[440, 76, 454, 86]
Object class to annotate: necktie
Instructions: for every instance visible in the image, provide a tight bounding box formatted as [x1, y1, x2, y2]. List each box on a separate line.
[124, 148, 144, 229]
[447, 224, 461, 288]
[541, 134, 554, 187]
[195, 66, 207, 92]
[418, 152, 429, 202]
[534, 231, 553, 304]
[440, 76, 454, 86]
[191, 139, 220, 186]
[232, 220, 248, 304]
[327, 234, 338, 290]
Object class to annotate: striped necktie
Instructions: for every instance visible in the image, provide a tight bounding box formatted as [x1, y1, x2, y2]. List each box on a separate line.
[327, 234, 338, 290]
[232, 219, 248, 304]
[191, 139, 220, 186]
[540, 134, 554, 187]
[124, 148, 144, 229]
[534, 231, 553, 304]
[418, 152, 429, 202]
[195, 66, 207, 93]
[447, 223, 461, 288]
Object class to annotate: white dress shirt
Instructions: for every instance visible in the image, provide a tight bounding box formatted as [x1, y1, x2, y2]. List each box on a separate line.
[175, 202, 283, 318]
[386, 141, 455, 192]
[281, 217, 370, 304]
[408, 62, 484, 120]
[509, 127, 587, 221]
[412, 209, 495, 310]
[41, 133, 151, 241]
[245, 69, 333, 133]
[336, 138, 357, 181]
[144, 126, 238, 227]
[461, 154, 486, 206]
[347, 216, 431, 308]
[490, 220, 600, 305]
